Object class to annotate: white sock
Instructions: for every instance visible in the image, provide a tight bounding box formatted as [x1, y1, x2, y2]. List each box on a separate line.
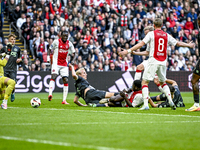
[162, 84, 173, 104]
[3, 100, 7, 105]
[142, 85, 149, 107]
[134, 70, 142, 80]
[194, 103, 199, 107]
[158, 85, 164, 93]
[49, 79, 55, 96]
[63, 84, 69, 101]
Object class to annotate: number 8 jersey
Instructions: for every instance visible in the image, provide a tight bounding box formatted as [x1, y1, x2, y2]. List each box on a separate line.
[142, 29, 177, 66]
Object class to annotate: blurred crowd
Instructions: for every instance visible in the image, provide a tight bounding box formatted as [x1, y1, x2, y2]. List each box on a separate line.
[0, 0, 200, 72]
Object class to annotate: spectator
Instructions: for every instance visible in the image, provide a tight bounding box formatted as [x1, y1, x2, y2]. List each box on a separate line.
[79, 41, 92, 63]
[187, 8, 197, 23]
[114, 61, 121, 71]
[37, 38, 48, 63]
[22, 58, 31, 71]
[155, 3, 163, 14]
[121, 56, 131, 71]
[132, 49, 143, 66]
[21, 15, 33, 40]
[107, 39, 117, 53]
[40, 63, 50, 71]
[184, 17, 194, 32]
[104, 59, 110, 71]
[82, 60, 90, 72]
[127, 63, 136, 71]
[16, 13, 26, 39]
[169, 60, 180, 71]
[166, 13, 176, 28]
[56, 13, 65, 27]
[111, 7, 130, 31]
[49, 14, 55, 26]
[10, 5, 21, 25]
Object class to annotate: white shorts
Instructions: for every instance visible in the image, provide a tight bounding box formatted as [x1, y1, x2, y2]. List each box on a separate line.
[141, 60, 148, 69]
[132, 93, 144, 107]
[142, 64, 166, 82]
[51, 64, 69, 77]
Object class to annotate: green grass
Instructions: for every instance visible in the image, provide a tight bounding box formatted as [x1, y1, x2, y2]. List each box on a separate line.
[0, 92, 200, 150]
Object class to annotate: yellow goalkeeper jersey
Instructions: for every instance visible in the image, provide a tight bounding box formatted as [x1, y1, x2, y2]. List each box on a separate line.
[0, 59, 8, 77]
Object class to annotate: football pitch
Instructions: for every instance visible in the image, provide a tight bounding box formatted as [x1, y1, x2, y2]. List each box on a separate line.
[0, 92, 200, 150]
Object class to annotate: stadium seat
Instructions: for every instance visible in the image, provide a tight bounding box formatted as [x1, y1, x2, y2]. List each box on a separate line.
[179, 24, 184, 29]
[194, 29, 199, 35]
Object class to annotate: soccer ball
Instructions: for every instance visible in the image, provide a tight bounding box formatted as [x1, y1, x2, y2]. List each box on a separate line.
[30, 97, 41, 108]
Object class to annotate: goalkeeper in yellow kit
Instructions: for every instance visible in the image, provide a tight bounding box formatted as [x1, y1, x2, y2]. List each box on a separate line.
[0, 43, 16, 109]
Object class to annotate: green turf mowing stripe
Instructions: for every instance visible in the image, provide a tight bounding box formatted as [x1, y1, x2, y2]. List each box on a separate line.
[0, 136, 126, 150]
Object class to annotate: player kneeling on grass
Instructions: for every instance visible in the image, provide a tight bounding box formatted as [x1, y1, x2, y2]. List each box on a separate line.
[103, 80, 144, 107]
[149, 78, 185, 108]
[0, 51, 16, 109]
[68, 64, 118, 107]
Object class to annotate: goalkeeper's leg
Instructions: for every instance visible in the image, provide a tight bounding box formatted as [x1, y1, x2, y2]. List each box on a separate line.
[1, 77, 15, 109]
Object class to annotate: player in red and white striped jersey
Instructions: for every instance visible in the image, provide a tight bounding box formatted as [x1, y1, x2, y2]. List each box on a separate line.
[119, 18, 194, 110]
[47, 31, 76, 104]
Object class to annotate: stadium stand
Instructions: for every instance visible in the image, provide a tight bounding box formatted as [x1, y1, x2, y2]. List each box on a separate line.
[0, 0, 199, 72]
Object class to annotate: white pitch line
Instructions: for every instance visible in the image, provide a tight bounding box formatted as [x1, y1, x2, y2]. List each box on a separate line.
[6, 107, 200, 118]
[1, 120, 200, 126]
[0, 136, 126, 150]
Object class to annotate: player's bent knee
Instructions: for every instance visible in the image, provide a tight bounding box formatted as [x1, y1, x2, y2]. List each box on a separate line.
[62, 76, 68, 83]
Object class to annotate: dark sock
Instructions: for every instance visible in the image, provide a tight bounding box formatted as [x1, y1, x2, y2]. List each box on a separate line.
[151, 96, 157, 102]
[114, 92, 119, 96]
[96, 104, 106, 107]
[194, 94, 199, 103]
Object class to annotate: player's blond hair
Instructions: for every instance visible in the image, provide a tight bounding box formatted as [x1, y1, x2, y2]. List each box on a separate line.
[153, 18, 163, 27]
[8, 34, 16, 39]
[144, 26, 154, 31]
[76, 68, 85, 76]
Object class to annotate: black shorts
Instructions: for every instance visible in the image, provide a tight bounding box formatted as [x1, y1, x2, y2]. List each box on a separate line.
[193, 59, 200, 76]
[84, 89, 106, 104]
[4, 70, 17, 81]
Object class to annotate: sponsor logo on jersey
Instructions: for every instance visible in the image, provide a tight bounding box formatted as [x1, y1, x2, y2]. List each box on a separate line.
[14, 48, 18, 52]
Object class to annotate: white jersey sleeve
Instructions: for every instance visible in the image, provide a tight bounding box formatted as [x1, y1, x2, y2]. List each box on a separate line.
[167, 34, 178, 46]
[142, 31, 153, 44]
[146, 43, 150, 52]
[68, 41, 75, 55]
[50, 39, 58, 50]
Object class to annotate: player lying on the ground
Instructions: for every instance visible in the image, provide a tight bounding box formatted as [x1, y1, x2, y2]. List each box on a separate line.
[68, 64, 118, 107]
[104, 80, 144, 107]
[0, 51, 16, 109]
[149, 78, 185, 108]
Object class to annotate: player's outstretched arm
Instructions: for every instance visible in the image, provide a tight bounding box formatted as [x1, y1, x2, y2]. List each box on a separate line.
[71, 52, 77, 65]
[74, 96, 87, 106]
[68, 63, 78, 80]
[120, 91, 133, 107]
[132, 51, 149, 56]
[165, 79, 178, 86]
[176, 41, 195, 48]
[119, 41, 145, 57]
[148, 98, 158, 108]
